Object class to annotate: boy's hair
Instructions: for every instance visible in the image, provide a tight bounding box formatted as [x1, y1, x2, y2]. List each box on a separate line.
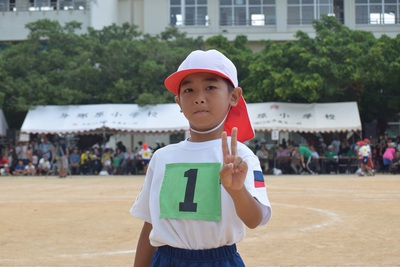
[164, 49, 254, 142]
[225, 78, 234, 93]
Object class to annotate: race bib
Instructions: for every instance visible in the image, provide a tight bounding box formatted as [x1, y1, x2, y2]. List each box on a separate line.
[159, 163, 221, 221]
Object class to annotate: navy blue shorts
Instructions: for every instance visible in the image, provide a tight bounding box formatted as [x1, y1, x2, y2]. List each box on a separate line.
[151, 244, 245, 267]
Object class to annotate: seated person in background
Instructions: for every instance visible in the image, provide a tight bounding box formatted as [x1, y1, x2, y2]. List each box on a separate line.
[122, 148, 136, 175]
[346, 147, 356, 157]
[290, 147, 301, 174]
[80, 150, 92, 175]
[25, 160, 37, 176]
[324, 145, 339, 174]
[113, 148, 125, 175]
[69, 148, 81, 175]
[31, 152, 39, 169]
[339, 139, 351, 156]
[0, 163, 12, 176]
[256, 144, 269, 174]
[38, 155, 51, 175]
[382, 142, 397, 173]
[310, 145, 321, 174]
[275, 144, 291, 173]
[13, 159, 27, 175]
[0, 154, 9, 169]
[391, 150, 400, 174]
[101, 148, 113, 174]
[91, 147, 103, 175]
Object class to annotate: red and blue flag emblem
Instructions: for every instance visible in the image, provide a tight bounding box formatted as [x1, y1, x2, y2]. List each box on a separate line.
[253, 170, 265, 188]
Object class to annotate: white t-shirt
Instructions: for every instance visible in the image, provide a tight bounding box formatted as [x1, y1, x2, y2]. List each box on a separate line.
[130, 138, 271, 250]
[25, 165, 36, 171]
[365, 144, 371, 156]
[311, 151, 319, 158]
[359, 145, 370, 157]
[39, 158, 51, 169]
[139, 148, 153, 160]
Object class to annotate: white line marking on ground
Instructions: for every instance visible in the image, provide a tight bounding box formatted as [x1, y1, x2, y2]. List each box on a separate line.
[274, 203, 341, 231]
[0, 250, 136, 263]
[0, 196, 133, 203]
[57, 250, 136, 259]
[268, 184, 400, 194]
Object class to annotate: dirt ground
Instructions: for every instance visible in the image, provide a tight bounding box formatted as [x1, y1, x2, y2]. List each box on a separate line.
[0, 174, 399, 267]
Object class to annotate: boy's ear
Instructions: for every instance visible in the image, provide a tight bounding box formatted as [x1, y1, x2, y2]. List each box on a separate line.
[175, 95, 182, 109]
[230, 87, 242, 107]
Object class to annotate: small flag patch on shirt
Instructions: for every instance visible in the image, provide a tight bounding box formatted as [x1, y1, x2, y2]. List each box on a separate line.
[254, 170, 265, 188]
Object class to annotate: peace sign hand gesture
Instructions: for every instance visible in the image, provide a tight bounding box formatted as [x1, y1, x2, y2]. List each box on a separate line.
[220, 127, 248, 192]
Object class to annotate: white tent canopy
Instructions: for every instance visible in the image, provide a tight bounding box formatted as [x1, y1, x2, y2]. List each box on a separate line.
[0, 109, 9, 137]
[248, 102, 361, 133]
[20, 103, 189, 135]
[20, 102, 361, 135]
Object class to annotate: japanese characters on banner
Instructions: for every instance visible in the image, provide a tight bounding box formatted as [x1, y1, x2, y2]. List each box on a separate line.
[249, 102, 361, 133]
[20, 102, 361, 134]
[21, 104, 188, 134]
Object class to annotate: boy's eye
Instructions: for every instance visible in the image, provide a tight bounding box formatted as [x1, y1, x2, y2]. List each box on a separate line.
[206, 85, 216, 90]
[182, 88, 193, 93]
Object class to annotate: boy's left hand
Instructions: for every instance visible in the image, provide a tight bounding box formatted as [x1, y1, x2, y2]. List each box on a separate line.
[220, 127, 248, 191]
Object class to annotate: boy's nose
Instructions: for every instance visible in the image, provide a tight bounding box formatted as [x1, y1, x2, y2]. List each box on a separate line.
[194, 92, 206, 104]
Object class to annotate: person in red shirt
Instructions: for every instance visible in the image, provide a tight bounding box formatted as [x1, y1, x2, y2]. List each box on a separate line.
[0, 154, 11, 176]
[0, 154, 9, 168]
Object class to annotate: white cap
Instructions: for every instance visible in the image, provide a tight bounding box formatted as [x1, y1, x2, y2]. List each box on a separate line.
[165, 49, 238, 91]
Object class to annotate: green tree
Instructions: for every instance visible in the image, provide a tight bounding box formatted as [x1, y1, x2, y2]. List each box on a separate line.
[205, 35, 253, 88]
[243, 15, 400, 132]
[0, 21, 205, 127]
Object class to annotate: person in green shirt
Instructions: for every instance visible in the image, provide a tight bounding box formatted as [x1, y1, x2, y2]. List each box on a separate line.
[323, 145, 338, 174]
[293, 144, 315, 174]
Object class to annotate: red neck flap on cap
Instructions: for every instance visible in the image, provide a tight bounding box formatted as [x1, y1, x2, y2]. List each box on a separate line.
[224, 96, 254, 142]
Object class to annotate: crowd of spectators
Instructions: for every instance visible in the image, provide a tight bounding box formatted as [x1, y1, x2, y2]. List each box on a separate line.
[254, 133, 400, 175]
[0, 135, 166, 177]
[0, 133, 399, 177]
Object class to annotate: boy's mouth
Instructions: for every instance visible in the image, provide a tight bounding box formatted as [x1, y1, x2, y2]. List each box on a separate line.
[194, 109, 208, 115]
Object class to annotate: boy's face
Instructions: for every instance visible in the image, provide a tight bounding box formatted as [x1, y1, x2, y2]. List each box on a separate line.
[175, 72, 240, 133]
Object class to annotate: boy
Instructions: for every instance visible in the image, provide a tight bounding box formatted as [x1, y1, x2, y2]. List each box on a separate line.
[358, 140, 373, 176]
[130, 50, 272, 266]
[363, 138, 375, 175]
[25, 160, 37, 176]
[38, 155, 51, 175]
[13, 159, 27, 176]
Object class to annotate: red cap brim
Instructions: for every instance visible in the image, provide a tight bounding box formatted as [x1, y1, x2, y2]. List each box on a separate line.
[164, 68, 234, 95]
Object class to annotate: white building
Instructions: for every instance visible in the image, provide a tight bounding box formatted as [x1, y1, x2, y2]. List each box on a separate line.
[1, 0, 399, 49]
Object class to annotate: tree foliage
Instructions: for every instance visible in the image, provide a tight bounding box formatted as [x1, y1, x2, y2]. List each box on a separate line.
[0, 21, 204, 127]
[0, 17, 399, 132]
[243, 15, 400, 130]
